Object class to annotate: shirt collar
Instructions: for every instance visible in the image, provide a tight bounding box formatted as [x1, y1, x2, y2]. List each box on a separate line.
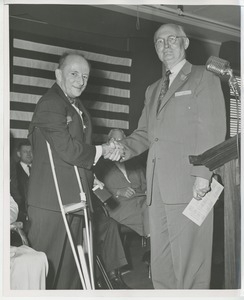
[170, 59, 186, 76]
[20, 161, 31, 175]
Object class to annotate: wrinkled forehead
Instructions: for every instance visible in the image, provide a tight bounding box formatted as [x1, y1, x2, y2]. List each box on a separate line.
[154, 24, 183, 41]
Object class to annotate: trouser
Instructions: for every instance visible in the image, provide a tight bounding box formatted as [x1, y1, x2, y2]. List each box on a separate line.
[94, 207, 128, 273]
[27, 206, 83, 289]
[149, 174, 213, 289]
[108, 196, 150, 237]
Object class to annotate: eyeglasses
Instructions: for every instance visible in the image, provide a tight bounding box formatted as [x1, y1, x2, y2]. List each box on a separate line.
[155, 35, 186, 49]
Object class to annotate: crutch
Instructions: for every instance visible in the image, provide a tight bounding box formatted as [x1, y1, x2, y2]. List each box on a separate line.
[46, 141, 92, 290]
[73, 165, 95, 289]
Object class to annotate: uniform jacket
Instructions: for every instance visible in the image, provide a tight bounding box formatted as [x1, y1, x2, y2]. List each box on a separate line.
[27, 83, 96, 212]
[122, 61, 226, 205]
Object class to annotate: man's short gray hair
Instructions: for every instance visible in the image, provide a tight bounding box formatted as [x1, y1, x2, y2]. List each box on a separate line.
[154, 23, 187, 43]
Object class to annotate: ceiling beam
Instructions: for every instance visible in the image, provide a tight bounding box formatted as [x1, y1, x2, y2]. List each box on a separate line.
[98, 5, 240, 43]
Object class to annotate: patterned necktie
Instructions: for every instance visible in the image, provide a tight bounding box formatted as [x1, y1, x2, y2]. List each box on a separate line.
[157, 70, 171, 113]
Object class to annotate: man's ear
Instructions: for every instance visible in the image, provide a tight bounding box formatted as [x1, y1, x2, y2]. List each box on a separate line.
[16, 151, 20, 158]
[55, 69, 62, 82]
[184, 37, 190, 50]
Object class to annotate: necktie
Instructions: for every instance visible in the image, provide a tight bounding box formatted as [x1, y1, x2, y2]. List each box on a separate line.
[115, 162, 131, 183]
[156, 70, 171, 113]
[72, 103, 86, 131]
[69, 98, 77, 105]
[27, 165, 31, 176]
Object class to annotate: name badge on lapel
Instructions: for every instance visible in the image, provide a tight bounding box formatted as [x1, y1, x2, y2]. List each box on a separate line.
[175, 90, 192, 97]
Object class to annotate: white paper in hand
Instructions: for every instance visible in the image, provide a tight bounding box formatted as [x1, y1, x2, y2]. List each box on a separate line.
[182, 178, 224, 226]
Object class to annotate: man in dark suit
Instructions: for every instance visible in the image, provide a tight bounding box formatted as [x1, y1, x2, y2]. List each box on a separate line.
[106, 23, 226, 289]
[27, 52, 129, 289]
[10, 140, 33, 229]
[95, 129, 149, 238]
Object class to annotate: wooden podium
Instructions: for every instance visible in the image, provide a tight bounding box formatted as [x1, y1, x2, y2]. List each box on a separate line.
[189, 134, 241, 289]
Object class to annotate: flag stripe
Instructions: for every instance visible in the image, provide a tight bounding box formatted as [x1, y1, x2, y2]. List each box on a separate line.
[11, 128, 29, 139]
[11, 120, 30, 130]
[89, 110, 129, 121]
[12, 84, 49, 96]
[11, 92, 41, 104]
[11, 110, 33, 122]
[92, 125, 129, 136]
[92, 117, 129, 129]
[83, 100, 129, 114]
[10, 101, 36, 112]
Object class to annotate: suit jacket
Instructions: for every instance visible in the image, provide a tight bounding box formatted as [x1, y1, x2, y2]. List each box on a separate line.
[10, 162, 29, 217]
[95, 159, 147, 198]
[27, 83, 96, 212]
[122, 61, 226, 205]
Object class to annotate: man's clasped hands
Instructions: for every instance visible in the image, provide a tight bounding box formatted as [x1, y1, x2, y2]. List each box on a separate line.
[102, 138, 124, 161]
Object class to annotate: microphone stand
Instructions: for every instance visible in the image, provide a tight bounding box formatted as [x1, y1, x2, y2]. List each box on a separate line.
[227, 69, 241, 99]
[226, 69, 241, 176]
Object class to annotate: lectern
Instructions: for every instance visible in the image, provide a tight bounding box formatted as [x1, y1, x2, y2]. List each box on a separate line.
[189, 134, 240, 289]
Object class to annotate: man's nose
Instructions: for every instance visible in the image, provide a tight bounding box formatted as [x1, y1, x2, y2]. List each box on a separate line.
[164, 39, 170, 48]
[77, 75, 85, 86]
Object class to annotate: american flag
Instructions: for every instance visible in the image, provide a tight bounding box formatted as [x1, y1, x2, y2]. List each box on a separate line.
[10, 30, 132, 144]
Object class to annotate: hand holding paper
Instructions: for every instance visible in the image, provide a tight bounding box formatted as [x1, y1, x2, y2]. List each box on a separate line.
[183, 178, 224, 226]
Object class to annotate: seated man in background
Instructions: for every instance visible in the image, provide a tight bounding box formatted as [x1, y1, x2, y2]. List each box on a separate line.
[10, 140, 33, 230]
[95, 129, 149, 238]
[10, 195, 48, 290]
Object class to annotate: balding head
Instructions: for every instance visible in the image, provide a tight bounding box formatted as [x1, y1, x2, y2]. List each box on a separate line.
[107, 129, 126, 142]
[55, 52, 90, 99]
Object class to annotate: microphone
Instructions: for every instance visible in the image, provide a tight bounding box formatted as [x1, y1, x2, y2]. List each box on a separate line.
[206, 56, 240, 97]
[206, 56, 231, 76]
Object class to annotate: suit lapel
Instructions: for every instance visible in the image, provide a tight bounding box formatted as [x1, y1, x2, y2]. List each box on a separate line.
[76, 100, 93, 143]
[19, 162, 29, 178]
[157, 61, 192, 115]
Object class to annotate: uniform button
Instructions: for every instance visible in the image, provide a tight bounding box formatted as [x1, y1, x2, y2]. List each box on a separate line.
[155, 138, 158, 141]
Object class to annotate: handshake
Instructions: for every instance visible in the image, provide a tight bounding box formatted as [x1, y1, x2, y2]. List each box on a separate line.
[101, 139, 125, 161]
